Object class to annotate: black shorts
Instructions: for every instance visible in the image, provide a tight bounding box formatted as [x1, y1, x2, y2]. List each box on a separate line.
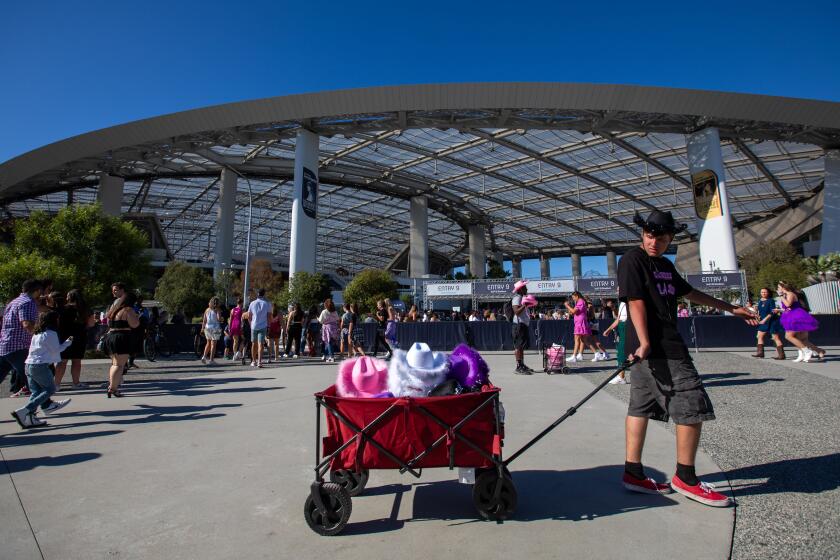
[512, 323, 530, 350]
[628, 357, 715, 425]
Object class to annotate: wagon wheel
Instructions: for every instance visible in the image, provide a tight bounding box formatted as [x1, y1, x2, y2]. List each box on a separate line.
[304, 483, 352, 536]
[473, 470, 517, 521]
[562, 366, 570, 375]
[329, 469, 369, 496]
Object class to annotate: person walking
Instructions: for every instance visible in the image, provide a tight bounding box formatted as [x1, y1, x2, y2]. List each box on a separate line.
[284, 303, 304, 360]
[268, 306, 284, 362]
[510, 280, 534, 374]
[199, 297, 223, 365]
[247, 289, 271, 367]
[777, 282, 825, 362]
[318, 299, 340, 363]
[304, 304, 320, 357]
[753, 287, 786, 360]
[229, 297, 244, 360]
[11, 311, 73, 429]
[618, 210, 756, 507]
[348, 303, 367, 356]
[339, 303, 353, 358]
[384, 305, 399, 351]
[103, 293, 140, 397]
[565, 291, 593, 363]
[55, 289, 95, 388]
[586, 300, 609, 362]
[372, 300, 393, 359]
[602, 300, 629, 384]
[1, 279, 43, 397]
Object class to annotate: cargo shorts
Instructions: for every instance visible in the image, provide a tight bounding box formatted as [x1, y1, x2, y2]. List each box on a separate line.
[628, 357, 715, 425]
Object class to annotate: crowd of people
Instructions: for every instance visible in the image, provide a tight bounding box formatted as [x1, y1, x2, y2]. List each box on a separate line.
[195, 292, 400, 367]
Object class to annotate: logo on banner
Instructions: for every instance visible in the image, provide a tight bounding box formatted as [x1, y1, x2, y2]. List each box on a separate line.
[301, 167, 318, 219]
[692, 169, 723, 220]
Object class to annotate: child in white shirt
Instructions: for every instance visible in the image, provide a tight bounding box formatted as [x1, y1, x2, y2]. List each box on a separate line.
[12, 311, 73, 429]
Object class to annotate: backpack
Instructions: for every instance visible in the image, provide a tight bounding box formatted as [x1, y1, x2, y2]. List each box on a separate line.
[503, 301, 514, 322]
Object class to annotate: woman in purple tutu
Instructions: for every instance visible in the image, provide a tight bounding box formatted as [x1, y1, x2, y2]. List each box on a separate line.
[777, 281, 825, 362]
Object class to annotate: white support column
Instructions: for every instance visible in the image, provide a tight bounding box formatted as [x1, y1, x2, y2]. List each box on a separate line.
[214, 169, 237, 279]
[820, 150, 840, 255]
[96, 174, 124, 216]
[539, 254, 550, 279]
[606, 250, 618, 277]
[511, 257, 522, 279]
[571, 252, 582, 278]
[468, 224, 486, 279]
[409, 195, 429, 277]
[687, 128, 738, 272]
[289, 130, 320, 277]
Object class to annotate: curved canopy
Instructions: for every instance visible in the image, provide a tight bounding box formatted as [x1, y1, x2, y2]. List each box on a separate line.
[1, 83, 837, 272]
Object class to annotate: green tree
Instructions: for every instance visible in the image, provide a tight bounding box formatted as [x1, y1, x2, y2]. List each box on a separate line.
[286, 271, 332, 310]
[0, 248, 77, 302]
[486, 258, 509, 279]
[214, 268, 239, 305]
[343, 269, 398, 312]
[154, 262, 215, 319]
[753, 262, 807, 296]
[1, 204, 150, 305]
[740, 240, 806, 298]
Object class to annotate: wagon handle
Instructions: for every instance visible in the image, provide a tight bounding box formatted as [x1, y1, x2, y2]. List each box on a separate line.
[503, 357, 639, 467]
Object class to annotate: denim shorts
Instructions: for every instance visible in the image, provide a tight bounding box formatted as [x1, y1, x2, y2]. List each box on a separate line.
[628, 357, 716, 425]
[252, 328, 267, 343]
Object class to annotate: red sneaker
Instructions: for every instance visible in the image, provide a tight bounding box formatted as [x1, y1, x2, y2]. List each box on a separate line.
[622, 472, 672, 495]
[670, 474, 734, 507]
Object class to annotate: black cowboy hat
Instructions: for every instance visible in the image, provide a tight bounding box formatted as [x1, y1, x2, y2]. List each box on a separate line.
[633, 210, 688, 235]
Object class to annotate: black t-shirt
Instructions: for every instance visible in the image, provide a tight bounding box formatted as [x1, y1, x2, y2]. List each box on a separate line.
[376, 307, 388, 328]
[618, 246, 694, 359]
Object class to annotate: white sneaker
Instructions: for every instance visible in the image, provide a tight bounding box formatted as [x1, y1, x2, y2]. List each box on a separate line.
[793, 349, 804, 363]
[576, 354, 584, 361]
[591, 354, 600, 362]
[11, 407, 31, 428]
[201, 357, 207, 364]
[250, 361, 257, 367]
[28, 412, 48, 427]
[233, 351, 241, 360]
[42, 399, 71, 415]
[567, 355, 578, 363]
[609, 375, 627, 385]
[601, 352, 610, 361]
[802, 348, 814, 362]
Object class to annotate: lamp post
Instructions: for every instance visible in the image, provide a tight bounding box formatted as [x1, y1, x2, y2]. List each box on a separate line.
[242, 175, 254, 308]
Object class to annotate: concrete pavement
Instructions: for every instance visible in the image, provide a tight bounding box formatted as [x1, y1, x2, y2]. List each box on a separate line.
[1, 353, 733, 560]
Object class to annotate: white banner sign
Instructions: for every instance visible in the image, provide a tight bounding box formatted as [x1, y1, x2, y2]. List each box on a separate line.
[425, 282, 473, 297]
[528, 279, 576, 294]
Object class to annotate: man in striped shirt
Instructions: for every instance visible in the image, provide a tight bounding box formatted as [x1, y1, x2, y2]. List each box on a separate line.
[0, 279, 43, 395]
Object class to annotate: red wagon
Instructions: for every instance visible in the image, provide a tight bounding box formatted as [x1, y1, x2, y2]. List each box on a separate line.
[304, 359, 638, 535]
[305, 385, 514, 535]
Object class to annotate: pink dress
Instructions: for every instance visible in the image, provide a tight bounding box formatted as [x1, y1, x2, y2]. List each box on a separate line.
[229, 306, 242, 337]
[573, 299, 591, 336]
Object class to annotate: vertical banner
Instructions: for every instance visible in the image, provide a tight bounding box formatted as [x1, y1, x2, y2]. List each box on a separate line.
[686, 128, 738, 272]
[289, 130, 319, 276]
[301, 167, 318, 219]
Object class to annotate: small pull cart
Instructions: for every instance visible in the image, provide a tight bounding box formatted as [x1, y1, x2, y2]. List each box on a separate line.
[304, 359, 637, 535]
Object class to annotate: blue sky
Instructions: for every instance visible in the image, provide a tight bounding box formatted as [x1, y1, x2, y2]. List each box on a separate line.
[1, 1, 838, 163]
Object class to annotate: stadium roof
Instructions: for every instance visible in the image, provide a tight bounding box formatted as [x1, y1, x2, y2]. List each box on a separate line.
[1, 83, 838, 273]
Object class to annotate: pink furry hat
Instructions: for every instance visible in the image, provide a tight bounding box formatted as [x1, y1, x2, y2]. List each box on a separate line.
[336, 356, 389, 398]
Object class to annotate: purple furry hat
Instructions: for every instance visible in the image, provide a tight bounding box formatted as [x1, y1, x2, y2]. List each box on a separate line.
[447, 344, 489, 388]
